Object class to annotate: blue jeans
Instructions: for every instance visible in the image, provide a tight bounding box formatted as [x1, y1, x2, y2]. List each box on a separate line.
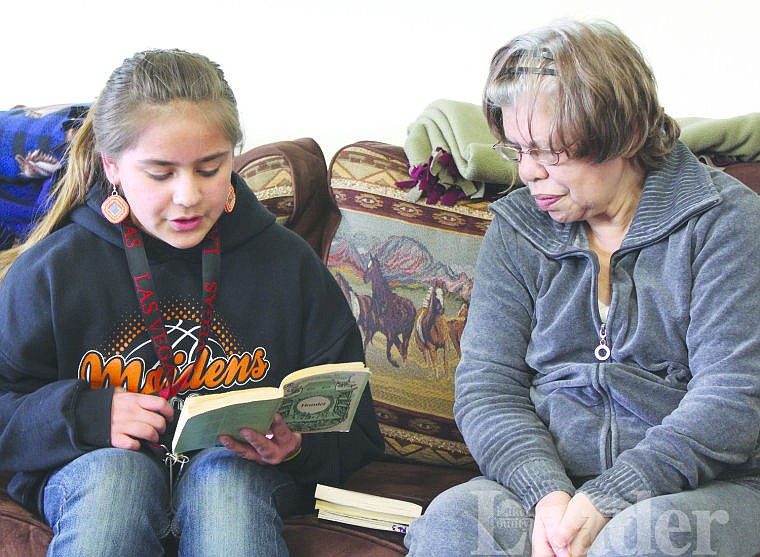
[404, 476, 760, 556]
[42, 447, 311, 557]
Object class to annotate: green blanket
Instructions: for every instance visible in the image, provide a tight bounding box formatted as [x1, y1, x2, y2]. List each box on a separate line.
[678, 113, 760, 162]
[403, 99, 519, 194]
[403, 100, 760, 199]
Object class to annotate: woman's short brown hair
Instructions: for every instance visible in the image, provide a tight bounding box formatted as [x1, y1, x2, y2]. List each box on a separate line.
[483, 19, 679, 171]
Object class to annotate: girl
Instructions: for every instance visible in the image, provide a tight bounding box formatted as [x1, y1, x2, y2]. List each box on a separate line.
[0, 49, 383, 557]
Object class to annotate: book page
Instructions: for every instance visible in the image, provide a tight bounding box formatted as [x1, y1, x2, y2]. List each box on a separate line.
[315, 484, 422, 517]
[280, 362, 368, 384]
[179, 386, 283, 417]
[316, 509, 410, 533]
[315, 499, 416, 524]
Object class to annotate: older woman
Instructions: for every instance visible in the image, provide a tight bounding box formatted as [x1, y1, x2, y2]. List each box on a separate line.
[404, 20, 760, 557]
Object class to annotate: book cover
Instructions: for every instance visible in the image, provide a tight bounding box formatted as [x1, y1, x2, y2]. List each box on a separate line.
[171, 362, 370, 454]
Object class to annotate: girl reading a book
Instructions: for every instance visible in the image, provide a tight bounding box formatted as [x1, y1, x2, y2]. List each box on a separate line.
[0, 49, 383, 557]
[404, 19, 760, 557]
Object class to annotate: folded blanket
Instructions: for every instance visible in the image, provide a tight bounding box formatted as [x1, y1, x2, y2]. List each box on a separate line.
[402, 99, 519, 201]
[678, 113, 760, 163]
[400, 100, 760, 205]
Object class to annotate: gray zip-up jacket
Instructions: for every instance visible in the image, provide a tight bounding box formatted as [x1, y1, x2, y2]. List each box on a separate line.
[455, 141, 760, 515]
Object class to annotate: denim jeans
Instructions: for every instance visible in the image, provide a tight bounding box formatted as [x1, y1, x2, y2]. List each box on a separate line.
[404, 476, 760, 557]
[42, 447, 311, 557]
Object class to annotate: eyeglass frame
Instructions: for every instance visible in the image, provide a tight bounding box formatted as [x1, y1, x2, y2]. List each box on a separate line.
[492, 143, 567, 166]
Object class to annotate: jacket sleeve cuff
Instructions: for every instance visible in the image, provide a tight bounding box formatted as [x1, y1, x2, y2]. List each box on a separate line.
[73, 386, 113, 449]
[278, 434, 316, 475]
[507, 458, 576, 510]
[578, 462, 653, 516]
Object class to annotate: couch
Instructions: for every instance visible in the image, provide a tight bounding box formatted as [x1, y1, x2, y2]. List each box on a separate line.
[2, 107, 760, 555]
[0, 132, 485, 557]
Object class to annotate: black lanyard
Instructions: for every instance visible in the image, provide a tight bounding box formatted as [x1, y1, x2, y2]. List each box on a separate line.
[120, 218, 221, 400]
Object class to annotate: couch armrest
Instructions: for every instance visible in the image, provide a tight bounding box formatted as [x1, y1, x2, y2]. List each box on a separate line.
[0, 471, 51, 557]
[234, 138, 339, 262]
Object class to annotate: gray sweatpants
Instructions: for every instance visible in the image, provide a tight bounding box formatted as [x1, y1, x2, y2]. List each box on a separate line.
[404, 476, 760, 557]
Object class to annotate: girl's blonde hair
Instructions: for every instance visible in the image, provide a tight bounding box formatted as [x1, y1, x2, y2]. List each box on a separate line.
[0, 49, 243, 282]
[484, 19, 679, 170]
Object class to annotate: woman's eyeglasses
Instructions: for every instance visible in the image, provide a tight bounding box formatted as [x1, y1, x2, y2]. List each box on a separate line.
[492, 143, 566, 166]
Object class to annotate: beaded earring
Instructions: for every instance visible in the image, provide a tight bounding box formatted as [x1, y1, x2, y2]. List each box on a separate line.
[101, 184, 130, 224]
[224, 184, 236, 214]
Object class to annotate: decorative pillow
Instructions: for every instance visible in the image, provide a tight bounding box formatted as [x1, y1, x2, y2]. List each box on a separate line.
[326, 141, 507, 470]
[0, 104, 89, 248]
[233, 137, 338, 262]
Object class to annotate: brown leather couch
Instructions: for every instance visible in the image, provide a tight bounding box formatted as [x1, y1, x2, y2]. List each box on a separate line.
[2, 134, 759, 557]
[0, 138, 480, 557]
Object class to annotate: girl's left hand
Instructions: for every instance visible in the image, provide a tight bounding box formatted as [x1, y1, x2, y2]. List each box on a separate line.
[218, 413, 302, 464]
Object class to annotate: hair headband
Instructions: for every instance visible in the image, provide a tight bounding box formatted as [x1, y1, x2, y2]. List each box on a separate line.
[504, 48, 556, 76]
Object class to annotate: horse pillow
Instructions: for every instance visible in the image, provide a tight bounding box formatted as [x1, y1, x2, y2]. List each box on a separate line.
[326, 141, 504, 469]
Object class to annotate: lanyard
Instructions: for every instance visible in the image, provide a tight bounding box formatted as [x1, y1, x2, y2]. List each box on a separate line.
[120, 218, 221, 400]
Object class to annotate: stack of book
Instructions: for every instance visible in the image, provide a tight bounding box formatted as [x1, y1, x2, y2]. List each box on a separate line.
[314, 484, 423, 534]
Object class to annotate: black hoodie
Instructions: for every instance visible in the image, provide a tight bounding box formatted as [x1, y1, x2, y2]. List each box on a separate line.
[0, 174, 383, 513]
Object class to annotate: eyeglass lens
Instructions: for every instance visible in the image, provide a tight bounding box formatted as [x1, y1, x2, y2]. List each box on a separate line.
[495, 145, 559, 165]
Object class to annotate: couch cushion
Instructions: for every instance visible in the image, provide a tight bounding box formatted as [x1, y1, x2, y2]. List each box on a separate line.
[286, 460, 478, 557]
[285, 516, 406, 557]
[341, 459, 479, 510]
[326, 141, 507, 470]
[0, 471, 51, 557]
[233, 137, 338, 262]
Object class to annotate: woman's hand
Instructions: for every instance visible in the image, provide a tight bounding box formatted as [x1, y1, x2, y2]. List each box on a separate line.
[218, 413, 302, 465]
[110, 387, 174, 450]
[547, 493, 609, 556]
[532, 491, 571, 557]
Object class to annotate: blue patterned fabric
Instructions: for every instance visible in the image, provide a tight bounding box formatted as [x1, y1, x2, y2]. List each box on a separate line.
[0, 104, 89, 248]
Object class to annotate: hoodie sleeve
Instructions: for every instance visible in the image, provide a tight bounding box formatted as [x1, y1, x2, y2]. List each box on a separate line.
[0, 252, 113, 474]
[455, 216, 575, 509]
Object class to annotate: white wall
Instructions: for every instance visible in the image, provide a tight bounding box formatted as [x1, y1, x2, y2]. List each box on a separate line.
[4, 0, 757, 161]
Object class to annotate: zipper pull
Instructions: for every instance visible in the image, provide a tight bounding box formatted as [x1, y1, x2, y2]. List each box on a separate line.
[595, 323, 611, 361]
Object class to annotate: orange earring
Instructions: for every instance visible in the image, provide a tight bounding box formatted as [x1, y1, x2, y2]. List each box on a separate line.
[101, 184, 130, 224]
[224, 184, 236, 213]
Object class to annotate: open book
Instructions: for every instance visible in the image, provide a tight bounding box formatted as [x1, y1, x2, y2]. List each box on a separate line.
[172, 362, 370, 454]
[314, 484, 423, 533]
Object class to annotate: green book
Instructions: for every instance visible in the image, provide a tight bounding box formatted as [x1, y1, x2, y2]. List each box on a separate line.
[171, 362, 371, 454]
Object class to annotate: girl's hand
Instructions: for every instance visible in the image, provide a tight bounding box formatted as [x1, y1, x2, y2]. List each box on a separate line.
[219, 413, 302, 465]
[111, 387, 174, 450]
